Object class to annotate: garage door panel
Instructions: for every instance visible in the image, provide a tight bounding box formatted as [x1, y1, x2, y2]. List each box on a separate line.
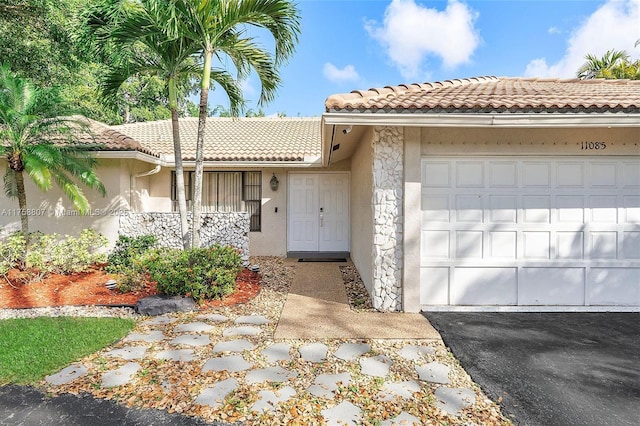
[420, 156, 639, 310]
[489, 161, 517, 187]
[520, 268, 584, 305]
[624, 196, 640, 222]
[452, 268, 517, 305]
[489, 232, 517, 259]
[557, 162, 585, 187]
[590, 163, 618, 187]
[623, 232, 640, 259]
[489, 195, 517, 222]
[457, 162, 484, 187]
[456, 195, 483, 222]
[590, 232, 618, 259]
[588, 268, 640, 305]
[420, 267, 449, 305]
[422, 195, 450, 222]
[556, 232, 584, 259]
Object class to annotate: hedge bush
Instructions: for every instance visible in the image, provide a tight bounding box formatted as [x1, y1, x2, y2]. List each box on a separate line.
[143, 245, 242, 303]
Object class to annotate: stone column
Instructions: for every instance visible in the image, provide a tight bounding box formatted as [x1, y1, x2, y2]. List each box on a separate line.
[371, 126, 404, 311]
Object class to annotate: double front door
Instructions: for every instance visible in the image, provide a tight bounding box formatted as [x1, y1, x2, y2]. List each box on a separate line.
[287, 173, 350, 253]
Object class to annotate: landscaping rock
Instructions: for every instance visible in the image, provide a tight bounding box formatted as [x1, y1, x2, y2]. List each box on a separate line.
[251, 386, 296, 413]
[434, 387, 476, 415]
[45, 364, 88, 386]
[194, 378, 238, 409]
[135, 296, 195, 316]
[321, 401, 362, 425]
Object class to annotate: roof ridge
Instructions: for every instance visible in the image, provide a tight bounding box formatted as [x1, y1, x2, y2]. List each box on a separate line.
[325, 76, 500, 107]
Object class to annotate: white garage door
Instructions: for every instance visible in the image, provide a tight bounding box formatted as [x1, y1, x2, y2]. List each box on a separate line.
[420, 157, 640, 310]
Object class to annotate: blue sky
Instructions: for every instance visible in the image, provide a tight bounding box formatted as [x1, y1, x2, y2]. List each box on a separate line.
[207, 0, 640, 117]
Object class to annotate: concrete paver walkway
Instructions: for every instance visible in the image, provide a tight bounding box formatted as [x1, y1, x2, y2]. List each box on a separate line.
[275, 260, 441, 339]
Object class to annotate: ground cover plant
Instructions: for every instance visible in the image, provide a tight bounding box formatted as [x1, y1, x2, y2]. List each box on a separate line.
[0, 316, 135, 384]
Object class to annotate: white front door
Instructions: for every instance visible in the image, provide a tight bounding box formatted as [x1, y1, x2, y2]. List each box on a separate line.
[288, 173, 349, 252]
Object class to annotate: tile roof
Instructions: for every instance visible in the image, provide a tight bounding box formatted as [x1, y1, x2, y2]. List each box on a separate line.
[81, 118, 158, 157]
[111, 117, 321, 162]
[324, 76, 640, 114]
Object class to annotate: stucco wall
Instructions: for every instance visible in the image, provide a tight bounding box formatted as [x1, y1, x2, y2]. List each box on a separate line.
[0, 158, 132, 246]
[348, 128, 374, 294]
[420, 127, 640, 155]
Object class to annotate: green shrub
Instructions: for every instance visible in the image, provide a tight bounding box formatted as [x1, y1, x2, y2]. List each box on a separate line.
[106, 235, 157, 293]
[49, 229, 108, 274]
[143, 245, 242, 303]
[0, 233, 26, 276]
[3, 230, 108, 277]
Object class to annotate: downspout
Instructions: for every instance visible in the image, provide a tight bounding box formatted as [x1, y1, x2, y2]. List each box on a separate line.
[130, 165, 162, 211]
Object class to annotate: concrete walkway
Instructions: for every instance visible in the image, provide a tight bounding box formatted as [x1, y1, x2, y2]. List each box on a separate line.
[274, 260, 440, 339]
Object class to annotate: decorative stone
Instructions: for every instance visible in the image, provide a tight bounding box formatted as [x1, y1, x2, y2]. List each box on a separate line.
[434, 387, 476, 415]
[261, 343, 292, 363]
[299, 342, 328, 363]
[360, 355, 392, 378]
[245, 366, 297, 384]
[194, 378, 238, 409]
[213, 339, 256, 353]
[141, 316, 177, 326]
[104, 346, 147, 360]
[321, 401, 362, 425]
[174, 322, 215, 333]
[101, 362, 141, 388]
[45, 364, 88, 385]
[416, 362, 450, 384]
[234, 315, 269, 325]
[135, 296, 195, 316]
[334, 342, 371, 361]
[378, 381, 421, 401]
[222, 326, 262, 337]
[170, 334, 211, 346]
[398, 345, 435, 361]
[202, 355, 253, 373]
[307, 373, 351, 398]
[251, 386, 296, 413]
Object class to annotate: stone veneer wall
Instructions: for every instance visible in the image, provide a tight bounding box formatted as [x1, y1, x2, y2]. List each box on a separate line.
[371, 126, 404, 311]
[119, 212, 250, 265]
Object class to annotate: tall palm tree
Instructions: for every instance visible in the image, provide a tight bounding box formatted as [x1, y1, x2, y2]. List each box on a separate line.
[577, 49, 640, 80]
[177, 0, 301, 248]
[84, 0, 201, 248]
[0, 64, 106, 237]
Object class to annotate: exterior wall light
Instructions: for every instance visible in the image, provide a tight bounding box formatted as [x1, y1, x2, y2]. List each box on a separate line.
[270, 173, 279, 191]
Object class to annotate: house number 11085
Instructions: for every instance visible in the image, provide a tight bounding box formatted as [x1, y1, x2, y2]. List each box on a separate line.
[581, 141, 606, 150]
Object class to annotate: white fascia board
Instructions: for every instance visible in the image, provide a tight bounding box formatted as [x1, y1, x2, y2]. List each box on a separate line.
[93, 151, 164, 165]
[322, 112, 640, 128]
[93, 151, 323, 169]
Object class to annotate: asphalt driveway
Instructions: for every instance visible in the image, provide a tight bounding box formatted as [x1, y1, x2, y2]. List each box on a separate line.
[425, 312, 640, 426]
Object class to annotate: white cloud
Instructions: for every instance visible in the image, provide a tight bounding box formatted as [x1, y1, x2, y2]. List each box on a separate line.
[547, 26, 561, 35]
[365, 0, 480, 80]
[525, 0, 640, 78]
[323, 63, 360, 83]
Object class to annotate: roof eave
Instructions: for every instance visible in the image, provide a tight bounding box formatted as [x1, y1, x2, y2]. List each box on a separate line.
[322, 112, 640, 128]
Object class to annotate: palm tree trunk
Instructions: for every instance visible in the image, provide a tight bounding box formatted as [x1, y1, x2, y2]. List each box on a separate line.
[192, 51, 213, 249]
[169, 79, 190, 249]
[14, 170, 29, 238]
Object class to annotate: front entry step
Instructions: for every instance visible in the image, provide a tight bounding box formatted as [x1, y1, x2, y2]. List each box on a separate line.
[287, 251, 350, 261]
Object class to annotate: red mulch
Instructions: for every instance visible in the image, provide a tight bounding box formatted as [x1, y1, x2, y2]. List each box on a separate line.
[0, 267, 260, 309]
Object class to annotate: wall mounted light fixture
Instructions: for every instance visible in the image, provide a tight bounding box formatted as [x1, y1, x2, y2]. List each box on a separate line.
[270, 173, 279, 191]
[342, 125, 352, 135]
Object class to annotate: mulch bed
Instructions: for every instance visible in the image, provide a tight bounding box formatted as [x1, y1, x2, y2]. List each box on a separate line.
[0, 267, 260, 309]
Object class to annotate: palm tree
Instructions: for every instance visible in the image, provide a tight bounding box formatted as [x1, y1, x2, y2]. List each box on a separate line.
[177, 0, 301, 248]
[577, 49, 640, 80]
[0, 64, 106, 237]
[84, 0, 201, 249]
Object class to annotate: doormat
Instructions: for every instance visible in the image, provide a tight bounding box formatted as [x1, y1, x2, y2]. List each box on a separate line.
[298, 258, 347, 263]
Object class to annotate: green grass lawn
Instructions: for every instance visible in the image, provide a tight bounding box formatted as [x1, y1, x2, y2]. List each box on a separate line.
[0, 317, 135, 385]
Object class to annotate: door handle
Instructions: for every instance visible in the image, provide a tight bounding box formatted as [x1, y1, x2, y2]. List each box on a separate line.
[320, 213, 324, 227]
